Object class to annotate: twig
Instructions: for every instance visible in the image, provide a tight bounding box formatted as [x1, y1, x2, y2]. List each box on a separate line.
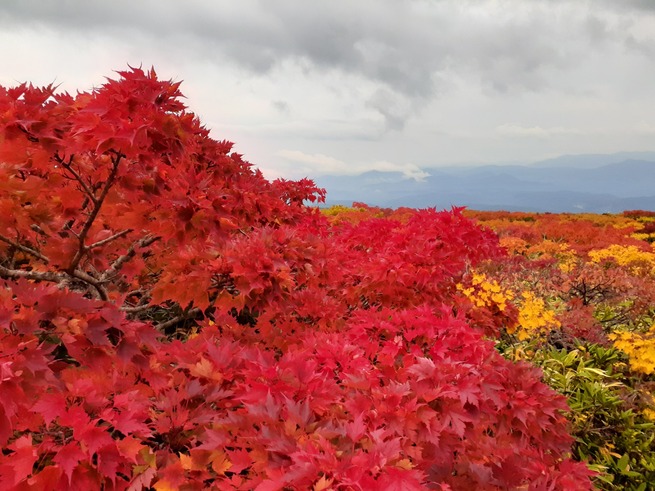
[120, 304, 152, 314]
[56, 153, 98, 205]
[67, 153, 123, 274]
[0, 265, 63, 283]
[71, 269, 109, 301]
[30, 224, 48, 237]
[0, 234, 49, 263]
[100, 234, 160, 283]
[125, 288, 147, 297]
[86, 229, 132, 250]
[120, 289, 151, 313]
[155, 307, 202, 331]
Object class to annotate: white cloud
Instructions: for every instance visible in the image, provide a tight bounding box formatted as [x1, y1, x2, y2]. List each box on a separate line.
[276, 150, 345, 170]
[368, 161, 430, 181]
[276, 150, 429, 181]
[496, 124, 584, 138]
[635, 122, 655, 135]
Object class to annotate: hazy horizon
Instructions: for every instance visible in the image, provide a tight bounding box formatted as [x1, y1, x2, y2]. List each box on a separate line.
[314, 153, 655, 213]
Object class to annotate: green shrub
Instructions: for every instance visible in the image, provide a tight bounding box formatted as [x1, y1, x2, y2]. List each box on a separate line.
[500, 342, 655, 490]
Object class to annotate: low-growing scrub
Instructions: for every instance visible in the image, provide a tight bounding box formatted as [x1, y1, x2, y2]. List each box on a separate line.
[0, 68, 596, 490]
[2, 67, 655, 490]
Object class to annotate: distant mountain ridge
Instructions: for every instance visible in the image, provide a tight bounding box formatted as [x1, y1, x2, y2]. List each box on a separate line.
[315, 152, 655, 213]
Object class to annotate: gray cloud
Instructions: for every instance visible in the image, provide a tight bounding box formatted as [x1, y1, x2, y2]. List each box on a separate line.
[3, 0, 641, 130]
[600, 0, 655, 11]
[366, 88, 414, 131]
[271, 100, 290, 114]
[2, 0, 655, 174]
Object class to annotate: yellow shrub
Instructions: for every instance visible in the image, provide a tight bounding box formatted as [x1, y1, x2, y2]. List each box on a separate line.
[457, 272, 514, 312]
[610, 325, 655, 375]
[321, 205, 359, 216]
[589, 245, 655, 275]
[510, 291, 560, 341]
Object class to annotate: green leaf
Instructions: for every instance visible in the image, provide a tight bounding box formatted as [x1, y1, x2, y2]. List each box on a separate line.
[616, 453, 629, 473]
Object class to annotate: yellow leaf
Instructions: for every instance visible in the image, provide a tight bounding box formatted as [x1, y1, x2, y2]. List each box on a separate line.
[396, 458, 414, 470]
[211, 451, 232, 475]
[139, 447, 157, 468]
[189, 357, 223, 381]
[180, 453, 200, 471]
[313, 475, 334, 491]
[153, 479, 178, 491]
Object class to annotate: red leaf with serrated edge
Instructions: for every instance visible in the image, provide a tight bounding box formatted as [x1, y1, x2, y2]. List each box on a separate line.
[226, 449, 252, 475]
[376, 467, 426, 491]
[456, 379, 480, 407]
[116, 435, 146, 464]
[254, 479, 284, 491]
[345, 413, 367, 442]
[5, 435, 37, 486]
[77, 426, 114, 456]
[407, 357, 436, 381]
[128, 467, 156, 491]
[31, 392, 67, 426]
[96, 445, 122, 483]
[20, 465, 63, 491]
[157, 460, 186, 489]
[53, 442, 86, 484]
[59, 405, 91, 431]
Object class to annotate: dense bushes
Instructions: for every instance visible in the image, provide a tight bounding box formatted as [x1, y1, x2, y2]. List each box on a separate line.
[0, 69, 596, 489]
[465, 209, 655, 490]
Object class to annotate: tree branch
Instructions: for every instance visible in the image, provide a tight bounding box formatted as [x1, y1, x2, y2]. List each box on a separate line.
[120, 304, 152, 314]
[67, 153, 123, 274]
[0, 265, 63, 283]
[0, 234, 49, 263]
[87, 229, 132, 250]
[100, 234, 160, 283]
[120, 289, 151, 313]
[155, 307, 202, 331]
[71, 269, 109, 301]
[56, 153, 98, 205]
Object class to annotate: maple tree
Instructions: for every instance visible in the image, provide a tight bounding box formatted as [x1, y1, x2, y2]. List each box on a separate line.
[0, 69, 595, 489]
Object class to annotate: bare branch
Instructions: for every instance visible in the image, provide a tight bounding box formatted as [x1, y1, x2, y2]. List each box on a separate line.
[125, 288, 147, 297]
[55, 153, 98, 205]
[67, 153, 122, 274]
[71, 269, 109, 301]
[155, 307, 202, 331]
[87, 229, 132, 250]
[120, 304, 152, 314]
[120, 289, 151, 313]
[0, 265, 63, 283]
[100, 234, 160, 283]
[0, 234, 49, 263]
[0, 264, 107, 301]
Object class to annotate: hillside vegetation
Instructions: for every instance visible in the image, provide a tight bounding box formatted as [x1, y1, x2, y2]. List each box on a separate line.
[0, 68, 653, 490]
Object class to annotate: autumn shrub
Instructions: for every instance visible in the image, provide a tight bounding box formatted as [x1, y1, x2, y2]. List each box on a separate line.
[467, 210, 644, 256]
[0, 69, 596, 489]
[474, 211, 655, 490]
[532, 344, 655, 491]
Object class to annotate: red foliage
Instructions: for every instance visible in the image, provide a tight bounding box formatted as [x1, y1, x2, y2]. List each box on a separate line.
[623, 210, 655, 219]
[466, 210, 655, 348]
[466, 210, 644, 256]
[0, 69, 592, 489]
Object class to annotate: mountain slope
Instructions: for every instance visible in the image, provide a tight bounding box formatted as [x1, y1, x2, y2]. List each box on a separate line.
[315, 153, 655, 212]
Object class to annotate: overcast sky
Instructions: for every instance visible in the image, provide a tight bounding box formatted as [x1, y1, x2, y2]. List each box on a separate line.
[1, 0, 655, 180]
